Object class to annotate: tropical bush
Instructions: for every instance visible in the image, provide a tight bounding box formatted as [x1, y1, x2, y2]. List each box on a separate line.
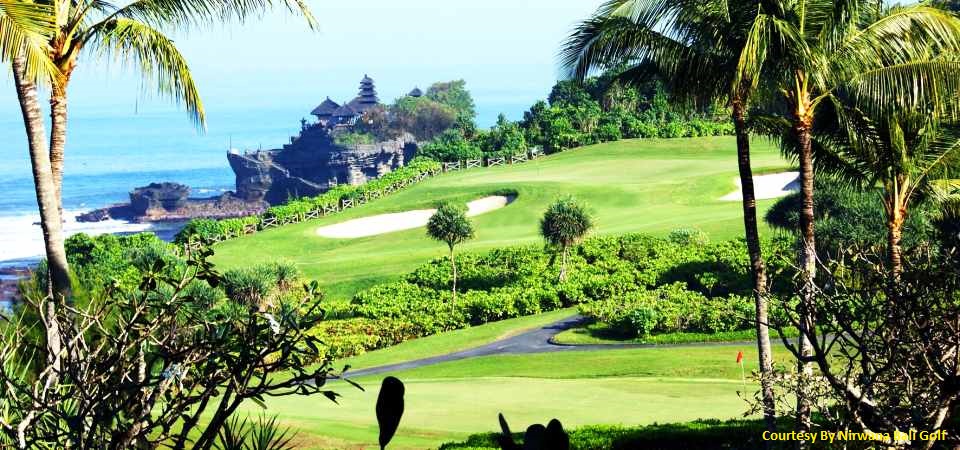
[306, 233, 795, 361]
[3, 245, 341, 449]
[578, 283, 755, 338]
[765, 176, 935, 257]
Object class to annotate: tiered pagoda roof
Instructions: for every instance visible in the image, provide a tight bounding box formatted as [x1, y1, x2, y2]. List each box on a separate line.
[408, 87, 423, 98]
[310, 97, 340, 118]
[349, 74, 379, 112]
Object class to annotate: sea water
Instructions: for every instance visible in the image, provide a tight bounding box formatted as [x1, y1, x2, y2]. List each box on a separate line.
[0, 102, 526, 264]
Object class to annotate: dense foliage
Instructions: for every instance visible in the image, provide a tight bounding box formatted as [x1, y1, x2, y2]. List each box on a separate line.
[307, 233, 792, 361]
[3, 243, 342, 449]
[765, 176, 936, 256]
[416, 74, 734, 162]
[362, 79, 477, 142]
[579, 283, 754, 338]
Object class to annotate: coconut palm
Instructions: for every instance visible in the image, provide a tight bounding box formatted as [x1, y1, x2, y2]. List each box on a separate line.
[7, 0, 316, 304]
[809, 96, 960, 275]
[540, 197, 592, 282]
[426, 202, 475, 302]
[738, 0, 960, 436]
[560, 0, 780, 430]
[42, 0, 316, 203]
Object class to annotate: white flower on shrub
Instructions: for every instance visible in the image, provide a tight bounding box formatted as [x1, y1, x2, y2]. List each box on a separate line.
[264, 313, 281, 335]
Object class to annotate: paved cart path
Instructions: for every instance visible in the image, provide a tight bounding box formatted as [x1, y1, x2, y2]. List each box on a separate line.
[338, 314, 755, 380]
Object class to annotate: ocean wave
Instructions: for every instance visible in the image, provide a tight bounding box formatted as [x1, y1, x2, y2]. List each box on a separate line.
[0, 210, 158, 264]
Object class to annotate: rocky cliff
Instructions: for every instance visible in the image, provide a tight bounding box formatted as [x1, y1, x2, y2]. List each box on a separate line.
[227, 127, 417, 204]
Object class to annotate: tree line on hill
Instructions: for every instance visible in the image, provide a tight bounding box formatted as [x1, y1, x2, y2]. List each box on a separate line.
[343, 71, 735, 164]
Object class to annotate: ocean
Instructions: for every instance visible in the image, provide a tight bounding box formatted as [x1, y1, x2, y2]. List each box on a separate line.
[0, 101, 531, 265]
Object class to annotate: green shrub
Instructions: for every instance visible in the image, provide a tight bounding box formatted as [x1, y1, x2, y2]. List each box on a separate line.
[667, 228, 710, 247]
[579, 283, 752, 338]
[222, 266, 276, 307]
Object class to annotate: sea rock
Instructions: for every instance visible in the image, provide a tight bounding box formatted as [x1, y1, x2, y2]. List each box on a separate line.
[129, 182, 190, 216]
[228, 128, 417, 204]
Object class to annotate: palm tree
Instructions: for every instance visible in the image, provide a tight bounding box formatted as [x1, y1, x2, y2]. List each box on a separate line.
[738, 0, 960, 437]
[540, 197, 592, 282]
[560, 0, 780, 430]
[9, 0, 316, 306]
[810, 97, 960, 275]
[4, 0, 66, 372]
[426, 202, 475, 302]
[42, 0, 316, 204]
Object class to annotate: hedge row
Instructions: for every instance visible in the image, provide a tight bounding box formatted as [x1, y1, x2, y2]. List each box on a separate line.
[309, 233, 795, 361]
[173, 157, 442, 245]
[579, 282, 755, 338]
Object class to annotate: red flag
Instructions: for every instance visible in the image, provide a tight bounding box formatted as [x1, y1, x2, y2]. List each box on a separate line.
[736, 351, 744, 364]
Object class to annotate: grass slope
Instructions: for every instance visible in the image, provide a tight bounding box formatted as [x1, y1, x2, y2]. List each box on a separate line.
[211, 137, 788, 301]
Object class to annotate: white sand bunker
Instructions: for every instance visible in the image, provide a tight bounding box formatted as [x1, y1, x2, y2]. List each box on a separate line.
[316, 195, 514, 238]
[721, 171, 800, 201]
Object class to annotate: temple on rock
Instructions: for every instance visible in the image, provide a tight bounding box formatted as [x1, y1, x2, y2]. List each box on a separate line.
[309, 75, 420, 129]
[227, 75, 422, 205]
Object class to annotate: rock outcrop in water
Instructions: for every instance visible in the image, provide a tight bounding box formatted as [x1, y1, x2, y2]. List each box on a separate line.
[129, 182, 190, 216]
[227, 130, 417, 204]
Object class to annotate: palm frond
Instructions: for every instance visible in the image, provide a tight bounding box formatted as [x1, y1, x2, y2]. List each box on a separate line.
[831, 5, 960, 81]
[88, 18, 204, 127]
[844, 60, 960, 117]
[0, 0, 58, 83]
[102, 0, 316, 32]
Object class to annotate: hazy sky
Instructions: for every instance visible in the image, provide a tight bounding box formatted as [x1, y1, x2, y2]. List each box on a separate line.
[0, 1, 604, 121]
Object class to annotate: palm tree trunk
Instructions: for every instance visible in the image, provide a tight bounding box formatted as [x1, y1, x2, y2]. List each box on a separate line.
[559, 246, 568, 282]
[887, 202, 905, 277]
[450, 246, 457, 302]
[49, 81, 68, 211]
[11, 53, 70, 370]
[793, 116, 817, 445]
[733, 100, 777, 435]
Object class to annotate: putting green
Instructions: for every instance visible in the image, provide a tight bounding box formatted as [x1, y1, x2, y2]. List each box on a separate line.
[211, 137, 789, 301]
[245, 344, 794, 450]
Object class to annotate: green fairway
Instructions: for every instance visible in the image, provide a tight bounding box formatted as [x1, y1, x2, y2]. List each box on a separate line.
[211, 137, 790, 301]
[249, 344, 795, 449]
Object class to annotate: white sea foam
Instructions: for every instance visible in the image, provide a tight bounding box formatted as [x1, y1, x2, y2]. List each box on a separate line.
[0, 211, 157, 265]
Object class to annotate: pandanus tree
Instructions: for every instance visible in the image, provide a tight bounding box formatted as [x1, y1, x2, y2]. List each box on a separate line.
[808, 96, 960, 276]
[540, 197, 592, 282]
[426, 202, 475, 302]
[560, 0, 780, 430]
[738, 0, 960, 436]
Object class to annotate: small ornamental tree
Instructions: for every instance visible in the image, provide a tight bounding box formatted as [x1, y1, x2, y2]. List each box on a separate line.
[540, 197, 593, 281]
[0, 246, 345, 449]
[426, 202, 475, 301]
